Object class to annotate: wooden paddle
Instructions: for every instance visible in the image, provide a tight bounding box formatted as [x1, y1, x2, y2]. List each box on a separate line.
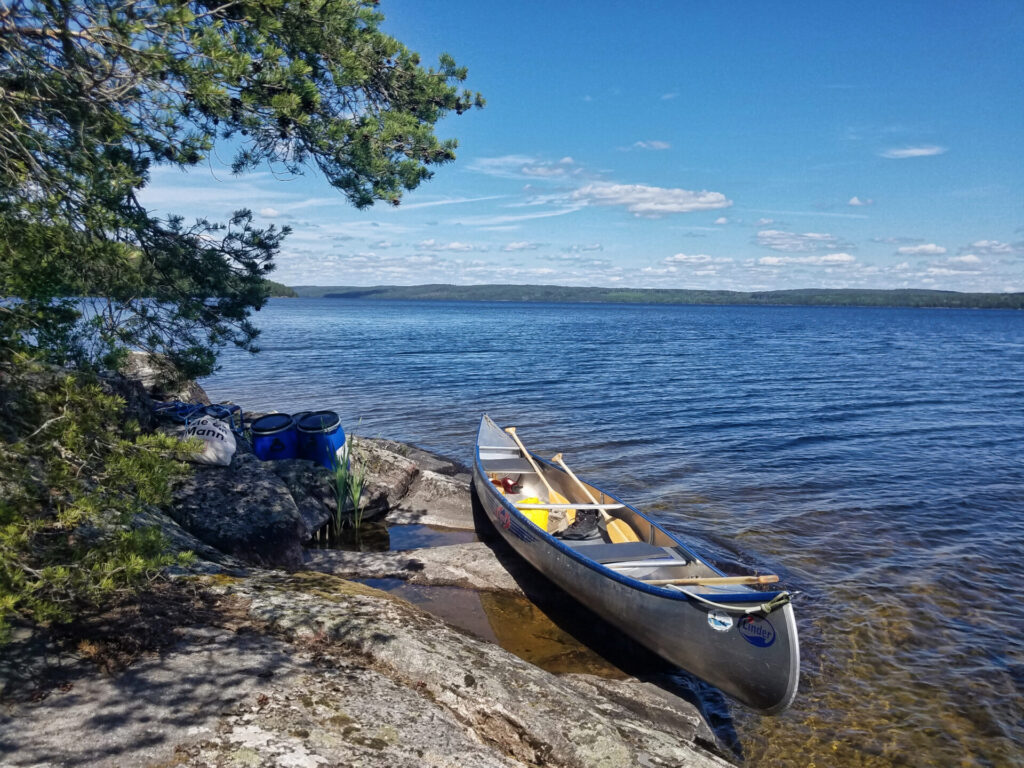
[647, 574, 780, 587]
[505, 427, 573, 525]
[552, 452, 640, 543]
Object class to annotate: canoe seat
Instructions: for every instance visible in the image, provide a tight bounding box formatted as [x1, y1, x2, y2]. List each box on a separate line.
[479, 457, 537, 474]
[564, 541, 678, 565]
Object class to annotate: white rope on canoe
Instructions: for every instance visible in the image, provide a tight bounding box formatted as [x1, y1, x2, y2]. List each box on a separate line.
[667, 586, 794, 616]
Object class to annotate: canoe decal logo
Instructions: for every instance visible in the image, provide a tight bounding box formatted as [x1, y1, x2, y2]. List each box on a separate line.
[738, 616, 776, 648]
[496, 506, 512, 530]
[707, 610, 733, 632]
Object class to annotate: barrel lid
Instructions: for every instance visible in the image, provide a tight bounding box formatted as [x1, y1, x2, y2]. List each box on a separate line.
[250, 413, 294, 434]
[297, 410, 341, 432]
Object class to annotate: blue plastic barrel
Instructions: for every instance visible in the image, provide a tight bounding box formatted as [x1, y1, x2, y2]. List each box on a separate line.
[297, 410, 345, 469]
[250, 413, 297, 461]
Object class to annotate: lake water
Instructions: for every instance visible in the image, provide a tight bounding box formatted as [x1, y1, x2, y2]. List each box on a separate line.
[204, 298, 1024, 767]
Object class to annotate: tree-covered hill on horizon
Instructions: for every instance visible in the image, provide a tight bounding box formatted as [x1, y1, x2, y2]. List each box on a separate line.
[288, 284, 1024, 309]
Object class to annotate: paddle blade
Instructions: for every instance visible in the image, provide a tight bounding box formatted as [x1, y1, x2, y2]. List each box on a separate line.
[606, 518, 641, 543]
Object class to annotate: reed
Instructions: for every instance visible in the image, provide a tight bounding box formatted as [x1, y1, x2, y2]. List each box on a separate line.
[330, 433, 368, 534]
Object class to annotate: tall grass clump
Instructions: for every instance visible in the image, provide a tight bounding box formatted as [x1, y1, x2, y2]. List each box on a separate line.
[329, 434, 368, 535]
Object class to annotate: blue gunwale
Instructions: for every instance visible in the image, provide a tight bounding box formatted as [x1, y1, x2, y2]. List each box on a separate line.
[475, 445, 785, 604]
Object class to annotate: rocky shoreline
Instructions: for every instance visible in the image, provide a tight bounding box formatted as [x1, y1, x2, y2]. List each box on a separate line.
[0, 369, 735, 767]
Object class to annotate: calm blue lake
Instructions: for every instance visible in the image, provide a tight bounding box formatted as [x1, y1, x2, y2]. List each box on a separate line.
[204, 298, 1024, 767]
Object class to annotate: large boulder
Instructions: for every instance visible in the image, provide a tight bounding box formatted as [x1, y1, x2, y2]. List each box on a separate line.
[121, 351, 211, 405]
[350, 437, 474, 528]
[132, 505, 244, 572]
[267, 459, 336, 539]
[360, 437, 472, 481]
[387, 469, 474, 529]
[168, 453, 305, 568]
[353, 436, 419, 512]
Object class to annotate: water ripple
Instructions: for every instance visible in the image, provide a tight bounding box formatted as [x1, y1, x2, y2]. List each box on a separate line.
[205, 299, 1024, 767]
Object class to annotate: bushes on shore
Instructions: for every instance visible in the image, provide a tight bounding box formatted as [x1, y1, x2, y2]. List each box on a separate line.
[0, 362, 195, 642]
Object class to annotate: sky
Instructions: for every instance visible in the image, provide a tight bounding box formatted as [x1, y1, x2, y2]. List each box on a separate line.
[139, 1, 1024, 292]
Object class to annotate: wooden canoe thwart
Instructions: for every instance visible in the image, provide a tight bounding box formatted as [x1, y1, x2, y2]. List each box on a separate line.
[473, 414, 800, 714]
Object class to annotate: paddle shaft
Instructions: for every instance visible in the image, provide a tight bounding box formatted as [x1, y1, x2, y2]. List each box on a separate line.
[647, 574, 780, 587]
[504, 427, 566, 504]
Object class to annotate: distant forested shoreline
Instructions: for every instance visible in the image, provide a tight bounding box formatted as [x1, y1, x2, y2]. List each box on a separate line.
[288, 284, 1024, 309]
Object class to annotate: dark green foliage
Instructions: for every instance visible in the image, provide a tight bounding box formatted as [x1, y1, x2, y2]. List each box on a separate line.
[0, 1, 479, 640]
[0, 0, 481, 376]
[293, 284, 1024, 309]
[0, 363, 196, 641]
[265, 279, 298, 297]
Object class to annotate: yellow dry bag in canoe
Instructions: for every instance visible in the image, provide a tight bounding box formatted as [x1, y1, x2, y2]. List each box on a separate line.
[516, 497, 549, 531]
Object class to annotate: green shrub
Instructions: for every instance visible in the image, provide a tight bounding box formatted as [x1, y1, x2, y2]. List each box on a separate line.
[0, 360, 195, 642]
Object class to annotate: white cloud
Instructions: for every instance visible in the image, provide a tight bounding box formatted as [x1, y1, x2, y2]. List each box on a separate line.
[396, 195, 506, 210]
[896, 243, 946, 256]
[631, 140, 672, 151]
[758, 253, 855, 266]
[880, 145, 948, 159]
[523, 165, 571, 178]
[664, 253, 733, 265]
[416, 239, 481, 252]
[259, 207, 280, 217]
[872, 236, 925, 245]
[949, 254, 981, 264]
[502, 241, 542, 252]
[450, 204, 584, 227]
[571, 183, 732, 217]
[848, 196, 874, 206]
[562, 243, 603, 253]
[755, 218, 774, 226]
[372, 240, 396, 249]
[661, 92, 679, 100]
[756, 229, 851, 253]
[961, 239, 1024, 256]
[666, 253, 711, 264]
[714, 217, 729, 225]
[469, 155, 582, 180]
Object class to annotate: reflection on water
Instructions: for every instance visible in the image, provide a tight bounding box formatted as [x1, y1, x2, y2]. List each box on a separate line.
[307, 523, 479, 552]
[209, 300, 1024, 767]
[364, 578, 625, 679]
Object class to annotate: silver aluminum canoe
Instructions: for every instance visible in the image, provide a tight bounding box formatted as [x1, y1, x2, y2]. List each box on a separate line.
[473, 414, 799, 714]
